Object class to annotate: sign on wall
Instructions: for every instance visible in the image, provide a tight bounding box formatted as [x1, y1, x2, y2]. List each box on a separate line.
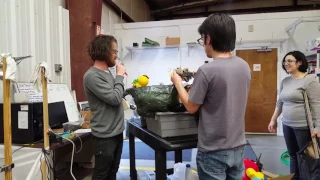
[253, 64, 261, 71]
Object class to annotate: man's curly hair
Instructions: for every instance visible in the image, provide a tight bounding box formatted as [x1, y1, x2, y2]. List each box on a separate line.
[87, 35, 117, 62]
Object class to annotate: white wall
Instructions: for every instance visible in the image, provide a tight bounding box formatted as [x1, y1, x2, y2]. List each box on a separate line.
[52, 0, 65, 8]
[0, 0, 71, 89]
[112, 0, 151, 22]
[101, 0, 152, 36]
[115, 10, 320, 135]
[101, 3, 125, 36]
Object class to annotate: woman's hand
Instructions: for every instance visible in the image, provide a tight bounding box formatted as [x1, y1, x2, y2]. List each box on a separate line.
[268, 120, 277, 133]
[312, 131, 320, 138]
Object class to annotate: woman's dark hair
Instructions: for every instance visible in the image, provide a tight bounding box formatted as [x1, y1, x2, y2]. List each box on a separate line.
[282, 51, 308, 73]
[198, 13, 236, 52]
[87, 35, 117, 62]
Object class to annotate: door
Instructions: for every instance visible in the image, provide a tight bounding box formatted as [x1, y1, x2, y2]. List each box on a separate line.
[236, 49, 278, 133]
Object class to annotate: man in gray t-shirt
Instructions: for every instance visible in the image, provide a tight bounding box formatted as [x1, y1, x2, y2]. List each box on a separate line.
[171, 13, 251, 180]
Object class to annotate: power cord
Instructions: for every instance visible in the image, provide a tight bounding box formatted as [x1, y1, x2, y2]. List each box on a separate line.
[60, 136, 76, 180]
[40, 148, 53, 180]
[0, 146, 24, 159]
[74, 133, 83, 153]
[47, 129, 79, 180]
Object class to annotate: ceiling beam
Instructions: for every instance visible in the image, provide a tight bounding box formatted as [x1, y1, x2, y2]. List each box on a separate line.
[150, 0, 219, 15]
[156, 4, 320, 20]
[103, 0, 134, 22]
[145, 0, 157, 10]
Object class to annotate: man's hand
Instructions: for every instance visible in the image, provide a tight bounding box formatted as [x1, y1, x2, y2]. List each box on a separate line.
[116, 61, 126, 76]
[171, 70, 182, 85]
[312, 131, 320, 138]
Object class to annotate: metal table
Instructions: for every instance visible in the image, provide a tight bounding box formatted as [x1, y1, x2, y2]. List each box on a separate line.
[128, 120, 198, 180]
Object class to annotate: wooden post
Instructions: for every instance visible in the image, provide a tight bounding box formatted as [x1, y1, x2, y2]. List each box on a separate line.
[41, 68, 49, 179]
[2, 57, 13, 180]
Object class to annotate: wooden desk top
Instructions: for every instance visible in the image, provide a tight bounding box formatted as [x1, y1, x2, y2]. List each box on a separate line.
[19, 132, 92, 150]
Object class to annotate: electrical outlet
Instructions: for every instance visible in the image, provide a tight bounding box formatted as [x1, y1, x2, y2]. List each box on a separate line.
[248, 25, 254, 32]
[55, 64, 62, 72]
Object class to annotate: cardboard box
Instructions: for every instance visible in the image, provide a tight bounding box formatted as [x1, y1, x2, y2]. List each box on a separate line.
[262, 170, 294, 180]
[270, 174, 294, 180]
[80, 111, 92, 122]
[166, 37, 180, 45]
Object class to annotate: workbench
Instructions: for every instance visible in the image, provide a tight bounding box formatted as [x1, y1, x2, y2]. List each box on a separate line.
[23, 132, 93, 179]
[128, 120, 198, 180]
[0, 132, 93, 180]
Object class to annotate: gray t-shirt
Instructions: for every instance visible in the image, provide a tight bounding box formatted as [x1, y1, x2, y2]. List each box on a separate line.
[83, 67, 125, 138]
[277, 75, 320, 132]
[189, 56, 251, 152]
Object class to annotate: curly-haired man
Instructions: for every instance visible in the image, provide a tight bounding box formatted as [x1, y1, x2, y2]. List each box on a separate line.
[83, 35, 126, 180]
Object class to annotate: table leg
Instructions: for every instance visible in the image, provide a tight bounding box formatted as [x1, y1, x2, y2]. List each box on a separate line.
[175, 150, 182, 163]
[129, 133, 137, 180]
[155, 150, 167, 180]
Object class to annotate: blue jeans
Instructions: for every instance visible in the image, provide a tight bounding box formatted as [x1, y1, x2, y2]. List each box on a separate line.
[196, 145, 245, 180]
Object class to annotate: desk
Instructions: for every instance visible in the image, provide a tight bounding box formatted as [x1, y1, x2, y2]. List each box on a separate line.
[128, 120, 198, 180]
[25, 132, 93, 179]
[30, 132, 92, 150]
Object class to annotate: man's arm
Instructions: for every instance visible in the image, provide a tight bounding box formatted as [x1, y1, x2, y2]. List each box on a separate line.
[86, 74, 124, 106]
[174, 83, 200, 114]
[171, 68, 208, 114]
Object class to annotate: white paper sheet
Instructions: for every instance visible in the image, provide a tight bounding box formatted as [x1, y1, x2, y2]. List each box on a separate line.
[18, 111, 28, 129]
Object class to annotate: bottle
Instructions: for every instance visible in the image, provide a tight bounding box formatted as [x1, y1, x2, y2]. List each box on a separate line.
[185, 164, 192, 180]
[172, 163, 186, 180]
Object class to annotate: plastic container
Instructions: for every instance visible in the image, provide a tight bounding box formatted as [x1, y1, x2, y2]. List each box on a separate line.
[146, 112, 197, 137]
[172, 163, 187, 180]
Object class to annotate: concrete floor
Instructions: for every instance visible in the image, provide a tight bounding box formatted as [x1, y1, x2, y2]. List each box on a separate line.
[71, 134, 290, 180]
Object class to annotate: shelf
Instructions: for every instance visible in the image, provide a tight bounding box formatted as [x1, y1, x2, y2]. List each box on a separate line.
[186, 42, 202, 57]
[235, 38, 287, 45]
[125, 45, 180, 51]
[125, 45, 180, 59]
[305, 51, 318, 61]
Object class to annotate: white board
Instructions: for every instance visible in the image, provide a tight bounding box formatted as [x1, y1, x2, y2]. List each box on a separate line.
[16, 83, 80, 122]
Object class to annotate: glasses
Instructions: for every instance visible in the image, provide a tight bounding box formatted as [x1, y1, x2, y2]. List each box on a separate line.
[197, 37, 204, 46]
[282, 60, 296, 65]
[111, 49, 118, 54]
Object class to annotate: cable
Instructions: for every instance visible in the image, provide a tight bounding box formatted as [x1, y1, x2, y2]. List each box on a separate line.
[0, 146, 24, 159]
[61, 136, 76, 180]
[48, 128, 77, 180]
[40, 153, 43, 179]
[44, 152, 54, 180]
[74, 133, 82, 153]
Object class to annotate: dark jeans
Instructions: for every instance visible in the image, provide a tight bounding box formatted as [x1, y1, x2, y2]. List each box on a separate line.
[282, 124, 311, 178]
[92, 134, 123, 180]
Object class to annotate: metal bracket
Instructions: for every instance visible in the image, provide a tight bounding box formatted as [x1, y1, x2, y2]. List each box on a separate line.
[0, 163, 15, 173]
[12, 55, 32, 61]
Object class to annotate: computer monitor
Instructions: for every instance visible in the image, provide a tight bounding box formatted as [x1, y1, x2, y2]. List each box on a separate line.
[0, 101, 69, 143]
[33, 101, 69, 129]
